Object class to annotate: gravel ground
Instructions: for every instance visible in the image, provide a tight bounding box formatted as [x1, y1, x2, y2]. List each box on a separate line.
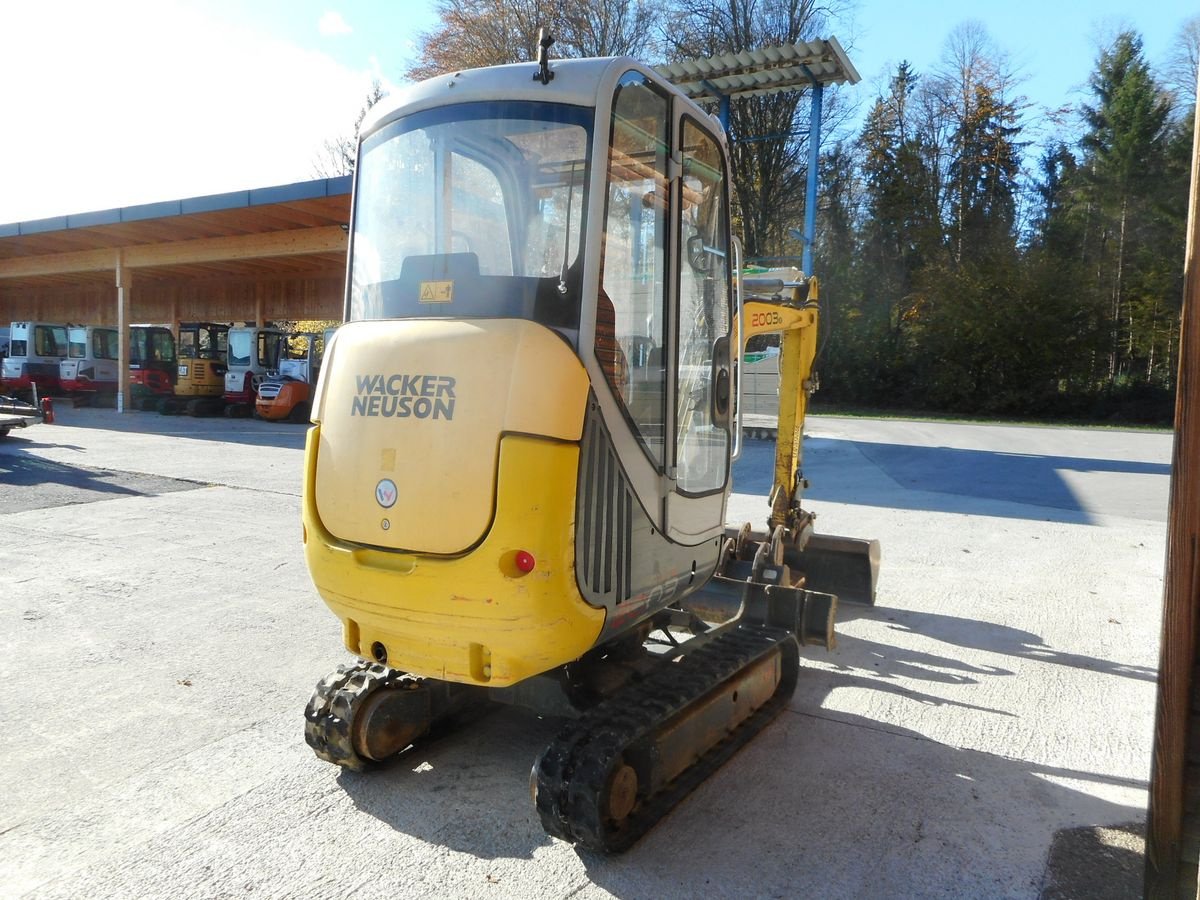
[0, 407, 1170, 898]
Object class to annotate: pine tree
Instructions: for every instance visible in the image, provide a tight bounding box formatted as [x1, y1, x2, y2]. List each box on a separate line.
[1079, 31, 1174, 386]
[852, 62, 944, 403]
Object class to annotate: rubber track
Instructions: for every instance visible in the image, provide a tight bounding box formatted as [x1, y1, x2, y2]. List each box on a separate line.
[533, 624, 800, 852]
[303, 661, 412, 771]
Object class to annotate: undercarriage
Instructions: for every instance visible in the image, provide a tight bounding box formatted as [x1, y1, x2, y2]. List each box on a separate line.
[303, 525, 844, 852]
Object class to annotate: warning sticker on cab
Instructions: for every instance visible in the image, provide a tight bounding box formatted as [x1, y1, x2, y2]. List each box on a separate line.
[419, 281, 454, 303]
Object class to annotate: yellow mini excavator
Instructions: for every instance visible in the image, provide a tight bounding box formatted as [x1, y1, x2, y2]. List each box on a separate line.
[302, 43, 877, 853]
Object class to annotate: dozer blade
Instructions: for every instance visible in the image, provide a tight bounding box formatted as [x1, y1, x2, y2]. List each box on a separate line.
[786, 534, 880, 606]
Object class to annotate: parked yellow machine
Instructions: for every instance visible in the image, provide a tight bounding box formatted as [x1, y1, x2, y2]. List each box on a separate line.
[301, 46, 875, 853]
[161, 322, 229, 415]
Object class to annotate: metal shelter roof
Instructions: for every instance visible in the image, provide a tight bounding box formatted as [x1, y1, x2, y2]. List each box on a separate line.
[654, 38, 860, 103]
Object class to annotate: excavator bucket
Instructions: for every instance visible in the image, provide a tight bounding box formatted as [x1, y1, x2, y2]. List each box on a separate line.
[786, 534, 880, 606]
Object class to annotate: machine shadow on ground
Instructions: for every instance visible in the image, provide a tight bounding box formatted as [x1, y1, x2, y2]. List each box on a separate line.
[336, 707, 562, 860]
[331, 661, 1145, 897]
[733, 435, 1170, 525]
[578, 695, 1147, 900]
[328, 601, 1149, 889]
[0, 451, 203, 513]
[832, 602, 1158, 686]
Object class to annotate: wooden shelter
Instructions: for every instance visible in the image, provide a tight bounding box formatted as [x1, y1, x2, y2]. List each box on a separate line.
[0, 177, 350, 407]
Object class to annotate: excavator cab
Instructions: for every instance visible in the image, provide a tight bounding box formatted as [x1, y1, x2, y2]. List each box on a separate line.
[129, 324, 178, 409]
[303, 53, 876, 853]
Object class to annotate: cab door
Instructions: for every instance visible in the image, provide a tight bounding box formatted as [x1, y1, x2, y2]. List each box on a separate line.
[590, 70, 673, 530]
[663, 113, 734, 542]
[590, 73, 733, 547]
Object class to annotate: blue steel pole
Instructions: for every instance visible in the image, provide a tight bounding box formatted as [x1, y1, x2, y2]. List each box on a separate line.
[802, 83, 823, 276]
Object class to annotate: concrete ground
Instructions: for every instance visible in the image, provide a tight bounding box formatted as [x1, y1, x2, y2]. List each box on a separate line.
[0, 407, 1171, 899]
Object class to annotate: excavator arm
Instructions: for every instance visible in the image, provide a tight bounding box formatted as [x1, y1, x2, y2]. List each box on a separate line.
[736, 268, 880, 605]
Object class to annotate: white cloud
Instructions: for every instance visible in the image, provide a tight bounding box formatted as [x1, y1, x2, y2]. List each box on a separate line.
[318, 11, 352, 37]
[0, 1, 376, 222]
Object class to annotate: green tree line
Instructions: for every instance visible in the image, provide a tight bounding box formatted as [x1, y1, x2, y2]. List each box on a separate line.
[815, 25, 1194, 423]
[396, 2, 1196, 422]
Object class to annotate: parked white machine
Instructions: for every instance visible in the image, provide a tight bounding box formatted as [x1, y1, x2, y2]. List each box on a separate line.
[222, 325, 286, 417]
[1, 322, 69, 397]
[60, 325, 120, 402]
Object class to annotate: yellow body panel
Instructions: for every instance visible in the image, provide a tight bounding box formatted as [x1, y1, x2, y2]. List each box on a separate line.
[303, 427, 607, 686]
[174, 359, 224, 397]
[313, 319, 590, 555]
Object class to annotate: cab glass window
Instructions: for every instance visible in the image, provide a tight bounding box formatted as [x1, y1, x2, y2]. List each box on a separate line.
[94, 330, 119, 360]
[598, 72, 670, 468]
[151, 331, 176, 363]
[675, 118, 731, 495]
[229, 331, 252, 368]
[259, 332, 284, 369]
[35, 325, 67, 357]
[350, 101, 591, 337]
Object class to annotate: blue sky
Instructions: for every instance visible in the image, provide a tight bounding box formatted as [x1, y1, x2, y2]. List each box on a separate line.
[849, 0, 1195, 126]
[0, 0, 1193, 224]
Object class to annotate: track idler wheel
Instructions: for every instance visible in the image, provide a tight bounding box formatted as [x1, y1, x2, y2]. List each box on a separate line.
[304, 662, 419, 771]
[305, 661, 486, 771]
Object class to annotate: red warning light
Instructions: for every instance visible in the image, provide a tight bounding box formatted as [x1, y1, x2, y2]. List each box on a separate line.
[514, 550, 536, 573]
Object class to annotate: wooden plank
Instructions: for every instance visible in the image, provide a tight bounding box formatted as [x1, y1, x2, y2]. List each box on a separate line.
[1145, 78, 1200, 898]
[0, 226, 347, 279]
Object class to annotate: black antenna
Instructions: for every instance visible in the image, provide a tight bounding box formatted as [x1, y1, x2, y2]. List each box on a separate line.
[534, 30, 555, 84]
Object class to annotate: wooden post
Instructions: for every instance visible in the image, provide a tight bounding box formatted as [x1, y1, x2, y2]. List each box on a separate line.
[1145, 75, 1200, 898]
[115, 251, 131, 414]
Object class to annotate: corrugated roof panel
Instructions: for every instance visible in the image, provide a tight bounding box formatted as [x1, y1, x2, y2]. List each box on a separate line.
[655, 38, 860, 103]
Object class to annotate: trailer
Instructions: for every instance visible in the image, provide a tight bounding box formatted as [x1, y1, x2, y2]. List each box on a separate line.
[0, 393, 52, 438]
